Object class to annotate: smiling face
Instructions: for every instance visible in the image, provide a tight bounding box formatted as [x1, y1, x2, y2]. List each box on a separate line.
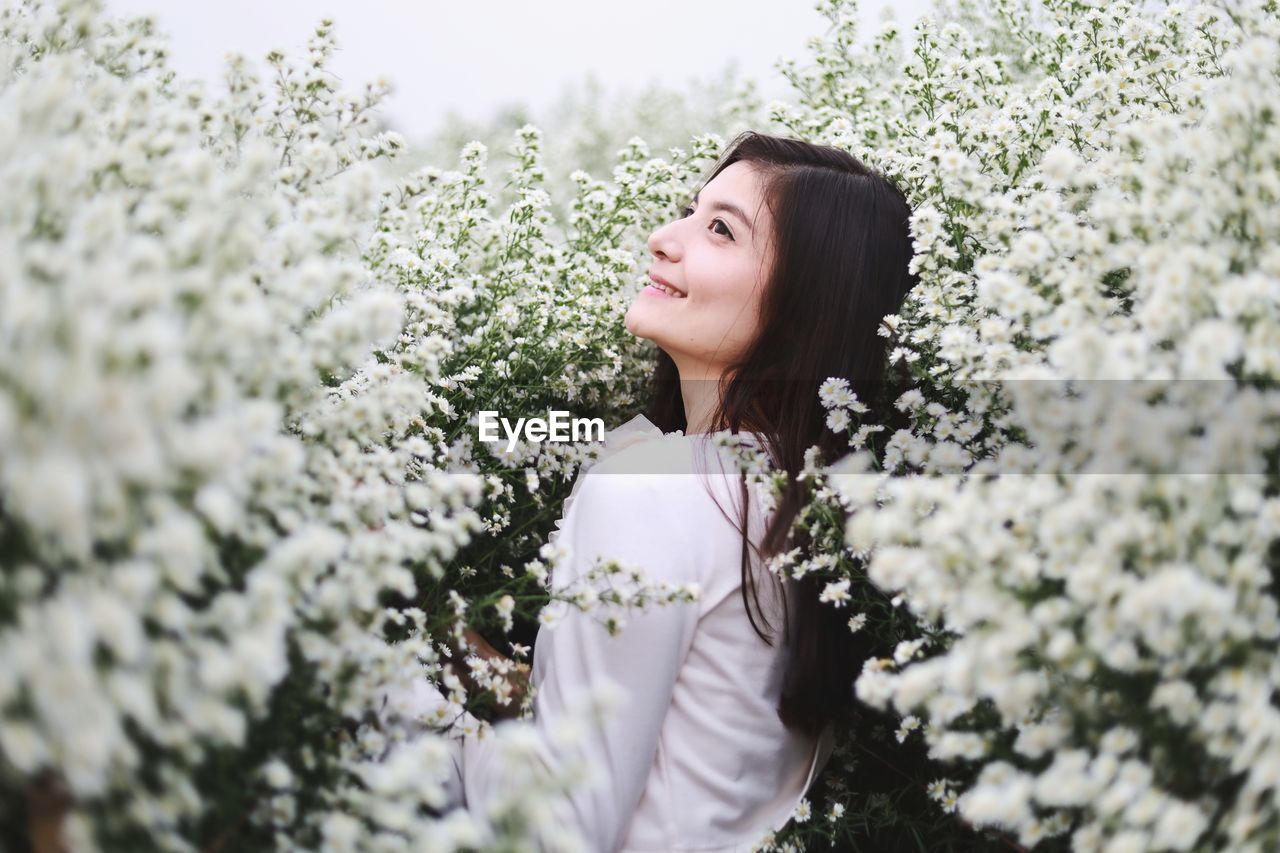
[624, 160, 777, 381]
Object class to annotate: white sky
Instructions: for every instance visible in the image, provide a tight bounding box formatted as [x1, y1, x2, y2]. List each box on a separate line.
[105, 1, 930, 140]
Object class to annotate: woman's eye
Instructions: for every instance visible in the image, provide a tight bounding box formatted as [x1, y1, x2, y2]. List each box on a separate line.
[678, 205, 733, 241]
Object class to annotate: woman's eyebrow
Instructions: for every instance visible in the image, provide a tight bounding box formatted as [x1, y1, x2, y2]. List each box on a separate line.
[690, 190, 754, 237]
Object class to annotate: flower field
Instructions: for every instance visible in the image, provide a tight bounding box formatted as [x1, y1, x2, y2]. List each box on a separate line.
[1, 0, 1278, 850]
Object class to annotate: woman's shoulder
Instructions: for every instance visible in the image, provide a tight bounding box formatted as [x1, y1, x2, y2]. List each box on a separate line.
[553, 423, 774, 601]
[587, 430, 696, 478]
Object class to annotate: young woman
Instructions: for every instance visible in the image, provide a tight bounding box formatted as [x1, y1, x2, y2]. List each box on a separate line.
[385, 131, 918, 852]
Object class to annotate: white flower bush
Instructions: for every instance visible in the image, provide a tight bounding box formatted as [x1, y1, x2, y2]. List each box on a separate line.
[766, 0, 1280, 849]
[0, 4, 500, 848]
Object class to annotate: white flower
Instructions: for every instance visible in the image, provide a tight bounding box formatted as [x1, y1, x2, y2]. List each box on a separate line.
[1151, 801, 1208, 850]
[819, 579, 852, 607]
[826, 408, 852, 434]
[818, 377, 851, 406]
[263, 759, 294, 790]
[538, 601, 567, 628]
[893, 638, 926, 664]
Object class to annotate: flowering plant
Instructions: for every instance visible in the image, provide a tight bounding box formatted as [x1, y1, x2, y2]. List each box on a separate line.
[758, 0, 1280, 849]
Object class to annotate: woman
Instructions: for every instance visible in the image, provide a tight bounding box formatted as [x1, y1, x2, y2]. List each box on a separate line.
[386, 131, 918, 852]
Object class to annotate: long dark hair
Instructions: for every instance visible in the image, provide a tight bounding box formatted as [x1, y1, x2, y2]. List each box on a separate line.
[644, 131, 919, 737]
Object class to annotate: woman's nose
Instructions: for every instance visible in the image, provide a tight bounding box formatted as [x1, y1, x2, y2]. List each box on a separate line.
[647, 220, 681, 262]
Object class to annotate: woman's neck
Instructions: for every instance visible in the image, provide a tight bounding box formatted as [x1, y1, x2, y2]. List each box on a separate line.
[677, 368, 724, 435]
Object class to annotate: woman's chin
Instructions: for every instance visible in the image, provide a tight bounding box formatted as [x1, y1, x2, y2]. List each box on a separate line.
[623, 304, 647, 337]
[623, 319, 663, 352]
[625, 303, 679, 351]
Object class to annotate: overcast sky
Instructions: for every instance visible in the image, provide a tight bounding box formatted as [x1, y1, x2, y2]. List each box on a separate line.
[104, 1, 930, 140]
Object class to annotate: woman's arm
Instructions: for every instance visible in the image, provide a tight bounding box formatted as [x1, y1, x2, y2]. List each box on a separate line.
[461, 469, 705, 852]
[444, 627, 529, 720]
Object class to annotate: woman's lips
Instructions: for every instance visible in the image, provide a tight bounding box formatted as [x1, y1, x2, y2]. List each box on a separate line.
[645, 275, 686, 298]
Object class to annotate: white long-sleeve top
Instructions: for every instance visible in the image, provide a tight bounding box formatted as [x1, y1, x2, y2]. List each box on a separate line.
[390, 416, 835, 852]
